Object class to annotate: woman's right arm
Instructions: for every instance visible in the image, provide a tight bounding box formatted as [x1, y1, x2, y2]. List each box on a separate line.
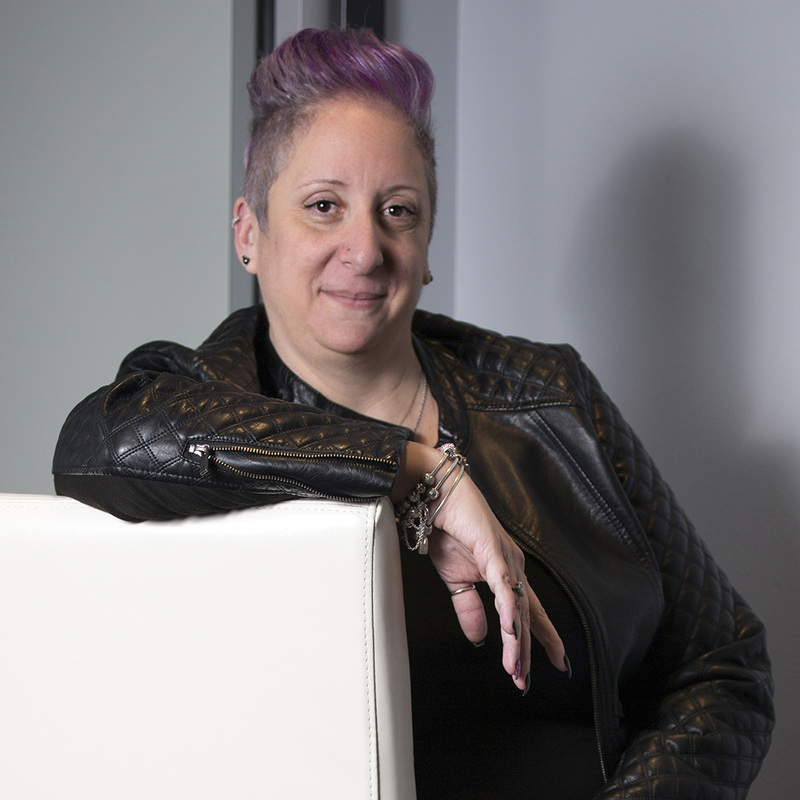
[394, 442, 567, 692]
[53, 342, 410, 521]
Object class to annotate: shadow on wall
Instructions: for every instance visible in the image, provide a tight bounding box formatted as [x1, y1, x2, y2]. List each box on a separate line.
[564, 129, 799, 795]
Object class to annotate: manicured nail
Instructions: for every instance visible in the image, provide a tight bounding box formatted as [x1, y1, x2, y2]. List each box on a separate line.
[564, 653, 573, 680]
[512, 621, 518, 640]
[522, 672, 531, 697]
[514, 659, 521, 681]
[473, 639, 486, 648]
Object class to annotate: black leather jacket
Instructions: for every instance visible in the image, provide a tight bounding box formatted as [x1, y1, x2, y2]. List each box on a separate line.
[53, 305, 773, 798]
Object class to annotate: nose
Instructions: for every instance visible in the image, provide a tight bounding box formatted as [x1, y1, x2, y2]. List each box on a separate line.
[340, 211, 384, 272]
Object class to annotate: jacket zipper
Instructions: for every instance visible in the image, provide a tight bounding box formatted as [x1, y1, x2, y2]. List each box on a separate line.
[186, 442, 395, 502]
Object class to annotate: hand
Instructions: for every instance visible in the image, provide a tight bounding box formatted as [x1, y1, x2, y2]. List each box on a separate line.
[394, 443, 567, 691]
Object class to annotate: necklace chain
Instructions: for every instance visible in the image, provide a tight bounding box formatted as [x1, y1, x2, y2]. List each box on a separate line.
[400, 372, 428, 434]
[411, 375, 428, 434]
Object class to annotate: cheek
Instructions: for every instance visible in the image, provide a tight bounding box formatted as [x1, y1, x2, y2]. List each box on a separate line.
[282, 229, 337, 268]
[403, 239, 429, 279]
[266, 247, 341, 306]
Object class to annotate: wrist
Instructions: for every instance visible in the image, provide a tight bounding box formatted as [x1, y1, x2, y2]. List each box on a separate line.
[394, 443, 468, 555]
[390, 442, 442, 503]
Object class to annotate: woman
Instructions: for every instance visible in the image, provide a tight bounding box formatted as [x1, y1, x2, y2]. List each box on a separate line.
[53, 28, 773, 799]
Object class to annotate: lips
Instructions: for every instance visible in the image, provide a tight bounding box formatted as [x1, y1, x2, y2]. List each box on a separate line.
[321, 288, 387, 308]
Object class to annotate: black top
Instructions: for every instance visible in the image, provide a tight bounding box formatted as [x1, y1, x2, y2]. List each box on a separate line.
[401, 544, 604, 800]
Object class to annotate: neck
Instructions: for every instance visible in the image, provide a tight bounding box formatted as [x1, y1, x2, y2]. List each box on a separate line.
[270, 331, 425, 427]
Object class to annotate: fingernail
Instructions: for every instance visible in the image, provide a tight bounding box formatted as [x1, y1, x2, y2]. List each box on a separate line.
[473, 639, 486, 648]
[564, 653, 573, 680]
[523, 672, 531, 697]
[512, 621, 518, 640]
[514, 659, 521, 681]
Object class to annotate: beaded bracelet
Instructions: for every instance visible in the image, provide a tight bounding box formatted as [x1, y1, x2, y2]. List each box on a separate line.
[395, 443, 468, 555]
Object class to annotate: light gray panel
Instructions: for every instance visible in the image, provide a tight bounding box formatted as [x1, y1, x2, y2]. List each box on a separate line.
[0, 1, 232, 493]
[230, 0, 261, 311]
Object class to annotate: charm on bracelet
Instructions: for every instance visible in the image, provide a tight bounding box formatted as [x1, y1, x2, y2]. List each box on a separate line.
[394, 481, 432, 554]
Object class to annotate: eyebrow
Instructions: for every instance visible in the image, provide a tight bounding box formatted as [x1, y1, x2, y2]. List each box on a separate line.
[298, 179, 423, 194]
[299, 179, 346, 189]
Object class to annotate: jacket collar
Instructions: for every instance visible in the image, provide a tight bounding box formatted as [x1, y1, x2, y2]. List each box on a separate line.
[204, 305, 475, 448]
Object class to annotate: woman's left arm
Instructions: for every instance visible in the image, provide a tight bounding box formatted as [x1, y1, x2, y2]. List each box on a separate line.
[578, 357, 775, 800]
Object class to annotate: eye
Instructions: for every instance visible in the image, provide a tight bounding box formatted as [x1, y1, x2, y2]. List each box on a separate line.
[381, 203, 420, 231]
[305, 199, 336, 214]
[384, 204, 414, 218]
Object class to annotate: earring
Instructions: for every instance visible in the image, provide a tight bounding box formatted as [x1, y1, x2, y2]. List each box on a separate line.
[231, 215, 241, 228]
[242, 255, 250, 265]
[425, 270, 433, 284]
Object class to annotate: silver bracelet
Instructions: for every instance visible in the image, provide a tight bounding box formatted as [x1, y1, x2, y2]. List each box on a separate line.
[395, 444, 468, 555]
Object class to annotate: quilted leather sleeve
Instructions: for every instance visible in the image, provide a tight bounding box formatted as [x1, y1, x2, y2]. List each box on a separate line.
[573, 355, 774, 799]
[53, 341, 408, 521]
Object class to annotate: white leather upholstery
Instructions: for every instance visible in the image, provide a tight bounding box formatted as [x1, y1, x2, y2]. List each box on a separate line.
[0, 493, 415, 799]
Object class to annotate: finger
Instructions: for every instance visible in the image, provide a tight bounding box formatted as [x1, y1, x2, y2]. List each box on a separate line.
[492, 572, 565, 689]
[487, 570, 521, 681]
[481, 548, 523, 642]
[516, 582, 532, 691]
[481, 580, 519, 685]
[448, 585, 488, 645]
[528, 586, 567, 672]
[498, 579, 532, 690]
[521, 609, 532, 692]
[498, 595, 523, 686]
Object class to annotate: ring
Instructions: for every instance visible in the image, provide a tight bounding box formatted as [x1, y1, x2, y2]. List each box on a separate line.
[450, 584, 477, 596]
[512, 581, 526, 597]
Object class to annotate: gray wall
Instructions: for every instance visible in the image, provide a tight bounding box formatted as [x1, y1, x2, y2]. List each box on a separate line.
[0, 1, 232, 493]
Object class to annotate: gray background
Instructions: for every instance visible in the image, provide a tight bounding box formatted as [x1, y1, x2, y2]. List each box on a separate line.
[1, 2, 795, 796]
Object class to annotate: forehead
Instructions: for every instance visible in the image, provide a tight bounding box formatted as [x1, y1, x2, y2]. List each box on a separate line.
[277, 97, 426, 186]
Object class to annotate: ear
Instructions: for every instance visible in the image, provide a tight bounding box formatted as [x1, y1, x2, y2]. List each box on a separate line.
[422, 258, 433, 285]
[232, 197, 258, 275]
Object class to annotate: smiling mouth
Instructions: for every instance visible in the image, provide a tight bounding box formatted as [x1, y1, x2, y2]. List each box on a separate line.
[322, 289, 387, 307]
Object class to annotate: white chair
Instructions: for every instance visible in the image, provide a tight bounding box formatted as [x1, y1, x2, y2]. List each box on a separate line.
[0, 493, 416, 799]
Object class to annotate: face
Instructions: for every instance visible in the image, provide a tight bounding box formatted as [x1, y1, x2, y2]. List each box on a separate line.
[236, 97, 432, 368]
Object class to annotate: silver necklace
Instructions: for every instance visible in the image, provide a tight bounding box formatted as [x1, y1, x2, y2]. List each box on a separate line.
[411, 375, 428, 434]
[400, 372, 428, 433]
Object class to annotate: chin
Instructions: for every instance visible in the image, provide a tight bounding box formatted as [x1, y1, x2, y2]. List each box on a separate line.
[321, 337, 379, 357]
[316, 322, 390, 357]
[311, 306, 415, 358]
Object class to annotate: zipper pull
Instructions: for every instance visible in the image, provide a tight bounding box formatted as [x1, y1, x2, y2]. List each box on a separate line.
[187, 443, 212, 474]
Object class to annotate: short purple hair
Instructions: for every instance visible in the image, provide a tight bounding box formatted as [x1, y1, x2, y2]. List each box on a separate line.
[243, 28, 437, 230]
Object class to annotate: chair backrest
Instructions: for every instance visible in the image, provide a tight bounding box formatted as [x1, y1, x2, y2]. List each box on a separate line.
[0, 493, 415, 800]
